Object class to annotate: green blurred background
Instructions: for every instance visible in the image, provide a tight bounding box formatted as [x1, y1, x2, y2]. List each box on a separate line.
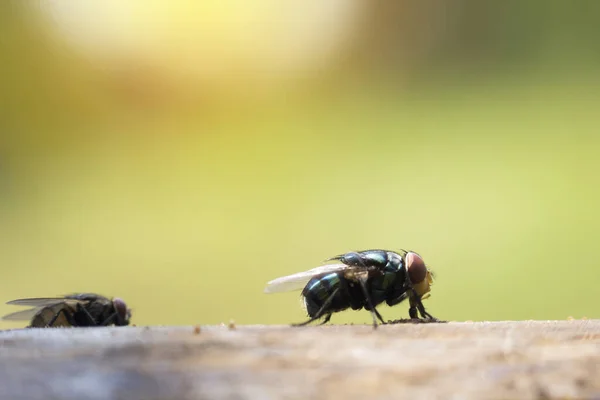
[1, 1, 599, 327]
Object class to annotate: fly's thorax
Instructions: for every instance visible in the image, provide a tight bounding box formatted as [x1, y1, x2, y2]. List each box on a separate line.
[360, 250, 388, 266]
[386, 251, 403, 270]
[405, 251, 433, 298]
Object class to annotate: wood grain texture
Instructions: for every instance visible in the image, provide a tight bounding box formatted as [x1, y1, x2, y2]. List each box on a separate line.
[0, 321, 598, 400]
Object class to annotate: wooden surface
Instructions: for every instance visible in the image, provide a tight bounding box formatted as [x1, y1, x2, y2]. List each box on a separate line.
[0, 321, 598, 400]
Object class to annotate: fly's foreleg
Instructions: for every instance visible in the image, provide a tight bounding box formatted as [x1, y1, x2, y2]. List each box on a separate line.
[100, 312, 118, 326]
[409, 296, 437, 321]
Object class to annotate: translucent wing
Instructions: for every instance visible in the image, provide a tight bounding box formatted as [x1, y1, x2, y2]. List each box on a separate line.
[62, 293, 109, 302]
[1, 307, 43, 321]
[2, 297, 83, 321]
[5, 297, 73, 307]
[264, 263, 350, 294]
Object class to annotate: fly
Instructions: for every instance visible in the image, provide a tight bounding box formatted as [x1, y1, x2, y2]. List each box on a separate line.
[2, 293, 132, 328]
[265, 249, 439, 329]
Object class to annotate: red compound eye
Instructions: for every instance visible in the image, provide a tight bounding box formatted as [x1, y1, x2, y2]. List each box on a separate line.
[112, 298, 129, 324]
[406, 252, 427, 285]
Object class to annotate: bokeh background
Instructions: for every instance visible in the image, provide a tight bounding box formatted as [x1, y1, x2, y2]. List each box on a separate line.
[1, 1, 599, 327]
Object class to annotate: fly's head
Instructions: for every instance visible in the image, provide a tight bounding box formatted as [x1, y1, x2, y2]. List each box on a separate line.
[112, 297, 131, 326]
[405, 251, 434, 300]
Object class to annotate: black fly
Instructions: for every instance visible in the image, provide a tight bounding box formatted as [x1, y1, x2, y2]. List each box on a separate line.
[264, 249, 439, 329]
[2, 293, 131, 328]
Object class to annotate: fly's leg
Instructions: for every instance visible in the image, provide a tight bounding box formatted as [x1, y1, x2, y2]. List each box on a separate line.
[415, 298, 435, 320]
[408, 302, 418, 319]
[373, 307, 386, 325]
[46, 308, 78, 327]
[318, 314, 332, 325]
[387, 292, 408, 307]
[292, 288, 340, 327]
[356, 272, 380, 329]
[292, 317, 319, 327]
[409, 296, 437, 321]
[349, 256, 385, 327]
[99, 312, 118, 326]
[364, 298, 386, 324]
[77, 304, 98, 326]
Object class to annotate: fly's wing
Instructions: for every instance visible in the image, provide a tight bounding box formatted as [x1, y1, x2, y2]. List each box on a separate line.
[329, 249, 409, 259]
[2, 297, 85, 321]
[326, 249, 395, 270]
[264, 263, 351, 294]
[1, 307, 44, 321]
[5, 298, 73, 307]
[63, 293, 109, 303]
[327, 249, 387, 260]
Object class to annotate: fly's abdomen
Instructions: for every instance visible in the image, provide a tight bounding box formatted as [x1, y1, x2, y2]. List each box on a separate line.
[302, 273, 349, 317]
[29, 307, 71, 328]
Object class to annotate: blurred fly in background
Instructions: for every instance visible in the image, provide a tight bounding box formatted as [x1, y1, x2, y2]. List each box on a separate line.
[2, 293, 131, 328]
[0, 1, 599, 327]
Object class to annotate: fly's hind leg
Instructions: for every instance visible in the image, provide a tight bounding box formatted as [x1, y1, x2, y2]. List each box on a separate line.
[291, 318, 319, 327]
[292, 288, 339, 327]
[318, 314, 332, 325]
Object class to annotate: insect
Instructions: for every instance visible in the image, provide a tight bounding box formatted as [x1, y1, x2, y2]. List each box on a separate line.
[264, 249, 437, 329]
[2, 293, 132, 328]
